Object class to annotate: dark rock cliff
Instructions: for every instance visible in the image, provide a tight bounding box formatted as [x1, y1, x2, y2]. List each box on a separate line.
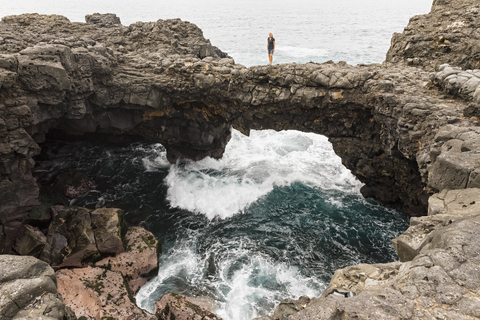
[387, 0, 480, 71]
[0, 0, 479, 259]
[1, 3, 480, 252]
[1, 0, 480, 319]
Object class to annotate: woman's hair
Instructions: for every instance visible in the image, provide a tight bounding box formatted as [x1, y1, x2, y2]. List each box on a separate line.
[269, 33, 273, 37]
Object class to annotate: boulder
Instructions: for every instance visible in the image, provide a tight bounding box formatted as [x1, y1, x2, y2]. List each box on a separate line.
[85, 13, 121, 27]
[39, 206, 127, 267]
[40, 207, 98, 268]
[12, 224, 46, 257]
[90, 208, 126, 255]
[155, 293, 221, 320]
[95, 226, 159, 294]
[12, 292, 77, 320]
[56, 266, 156, 320]
[392, 188, 480, 262]
[0, 255, 76, 320]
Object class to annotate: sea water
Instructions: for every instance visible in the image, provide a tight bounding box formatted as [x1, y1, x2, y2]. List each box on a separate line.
[4, 0, 433, 319]
[35, 131, 409, 319]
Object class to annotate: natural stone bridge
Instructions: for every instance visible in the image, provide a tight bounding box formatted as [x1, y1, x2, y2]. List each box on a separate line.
[2, 0, 480, 253]
[2, 0, 480, 319]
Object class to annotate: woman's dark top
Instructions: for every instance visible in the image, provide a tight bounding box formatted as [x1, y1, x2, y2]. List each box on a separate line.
[268, 37, 275, 50]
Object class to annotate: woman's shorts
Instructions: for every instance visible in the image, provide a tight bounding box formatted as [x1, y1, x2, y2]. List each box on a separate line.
[268, 49, 274, 54]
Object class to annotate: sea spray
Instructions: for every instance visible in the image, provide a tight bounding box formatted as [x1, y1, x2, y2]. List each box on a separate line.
[163, 130, 362, 219]
[33, 129, 409, 320]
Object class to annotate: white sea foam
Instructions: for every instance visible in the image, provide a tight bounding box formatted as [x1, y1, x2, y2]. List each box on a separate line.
[276, 45, 328, 58]
[141, 146, 170, 171]
[136, 235, 325, 318]
[214, 254, 323, 320]
[136, 239, 204, 312]
[151, 129, 362, 219]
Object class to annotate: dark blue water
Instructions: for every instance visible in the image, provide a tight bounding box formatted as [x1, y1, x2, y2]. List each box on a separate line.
[34, 130, 409, 319]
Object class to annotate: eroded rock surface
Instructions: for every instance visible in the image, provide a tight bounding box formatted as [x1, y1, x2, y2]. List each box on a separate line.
[2, 2, 480, 252]
[1, 0, 480, 319]
[387, 0, 480, 71]
[39, 207, 126, 268]
[95, 226, 160, 294]
[0, 255, 76, 320]
[55, 226, 159, 320]
[155, 293, 221, 320]
[260, 188, 480, 320]
[393, 188, 480, 262]
[56, 266, 156, 320]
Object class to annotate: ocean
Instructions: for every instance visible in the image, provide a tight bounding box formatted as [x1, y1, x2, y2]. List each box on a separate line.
[2, 0, 433, 319]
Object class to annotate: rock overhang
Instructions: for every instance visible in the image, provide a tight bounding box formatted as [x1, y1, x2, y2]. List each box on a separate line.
[1, 1, 480, 253]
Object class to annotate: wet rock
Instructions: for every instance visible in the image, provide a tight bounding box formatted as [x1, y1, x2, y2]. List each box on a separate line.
[54, 170, 97, 199]
[155, 293, 221, 320]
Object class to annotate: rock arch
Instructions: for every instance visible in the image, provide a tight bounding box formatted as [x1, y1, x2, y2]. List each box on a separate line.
[2, 5, 480, 252]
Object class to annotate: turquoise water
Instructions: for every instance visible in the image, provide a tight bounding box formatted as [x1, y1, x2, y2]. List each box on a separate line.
[9, 0, 435, 318]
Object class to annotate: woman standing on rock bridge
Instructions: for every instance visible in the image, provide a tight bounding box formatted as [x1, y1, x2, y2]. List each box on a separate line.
[267, 32, 275, 64]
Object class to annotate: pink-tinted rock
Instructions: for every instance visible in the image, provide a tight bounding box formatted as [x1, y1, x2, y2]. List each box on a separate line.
[55, 170, 97, 199]
[96, 226, 159, 294]
[155, 293, 221, 320]
[56, 266, 156, 320]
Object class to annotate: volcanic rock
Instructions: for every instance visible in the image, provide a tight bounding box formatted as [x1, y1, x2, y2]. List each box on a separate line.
[155, 293, 221, 320]
[392, 188, 480, 261]
[386, 0, 480, 71]
[95, 226, 160, 294]
[56, 266, 156, 320]
[0, 0, 480, 318]
[270, 188, 480, 320]
[0, 255, 76, 320]
[54, 170, 97, 199]
[12, 223, 46, 257]
[90, 208, 126, 255]
[1, 7, 479, 242]
[39, 206, 127, 268]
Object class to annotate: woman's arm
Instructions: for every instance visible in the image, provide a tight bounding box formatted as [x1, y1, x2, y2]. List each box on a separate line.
[273, 41, 275, 52]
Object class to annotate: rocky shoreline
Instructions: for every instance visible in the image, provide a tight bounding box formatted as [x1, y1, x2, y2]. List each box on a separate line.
[1, 0, 480, 319]
[257, 188, 480, 320]
[0, 207, 219, 319]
